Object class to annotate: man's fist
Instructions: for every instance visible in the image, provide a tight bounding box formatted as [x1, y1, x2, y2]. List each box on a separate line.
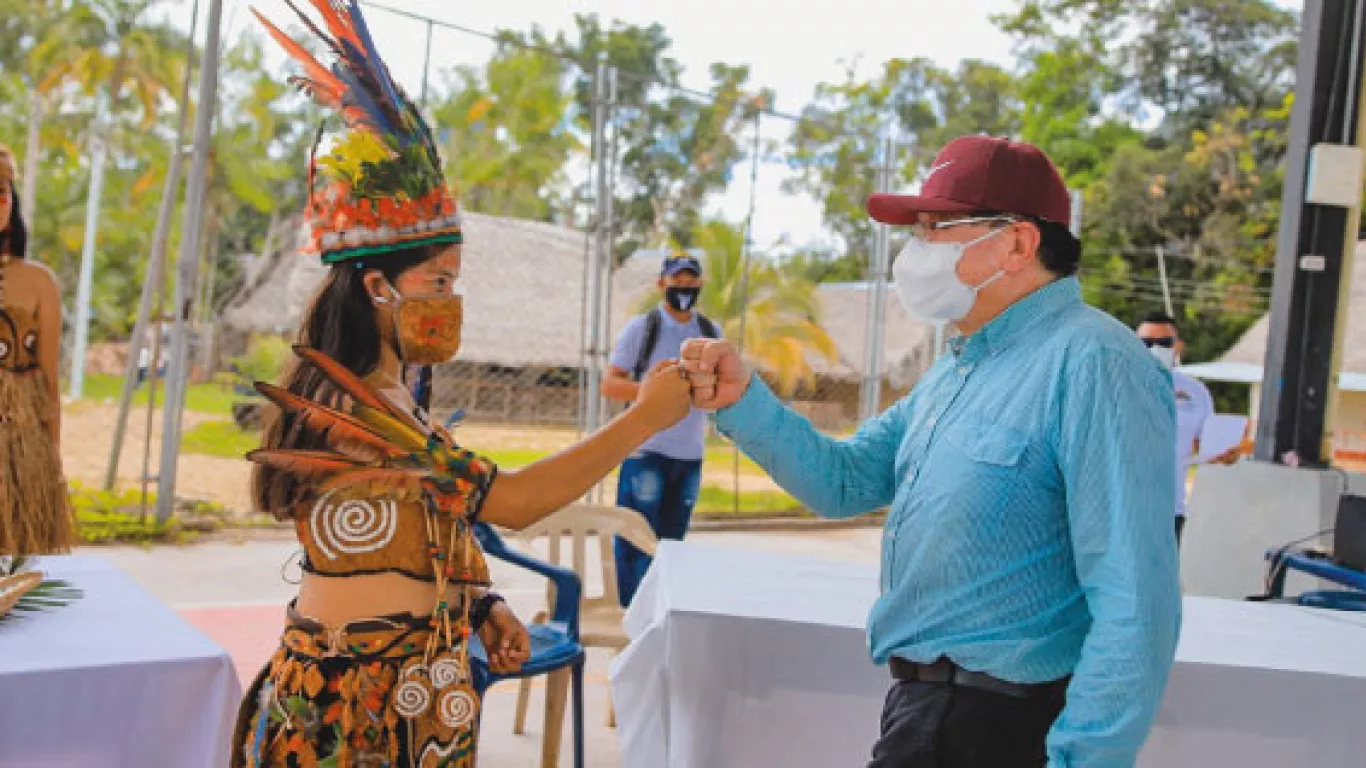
[679, 338, 749, 411]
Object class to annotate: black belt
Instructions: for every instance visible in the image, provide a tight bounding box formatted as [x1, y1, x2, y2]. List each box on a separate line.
[890, 657, 1069, 699]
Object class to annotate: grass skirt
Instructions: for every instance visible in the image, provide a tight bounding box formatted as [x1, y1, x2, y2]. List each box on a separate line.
[0, 368, 74, 554]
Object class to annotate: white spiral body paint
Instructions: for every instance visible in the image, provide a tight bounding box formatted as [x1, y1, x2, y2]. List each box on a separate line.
[309, 487, 399, 560]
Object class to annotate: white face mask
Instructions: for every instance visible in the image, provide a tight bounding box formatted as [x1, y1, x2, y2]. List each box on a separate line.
[1149, 346, 1176, 368]
[892, 227, 1008, 324]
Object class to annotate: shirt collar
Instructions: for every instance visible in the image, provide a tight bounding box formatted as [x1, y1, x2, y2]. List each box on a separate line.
[951, 277, 1082, 362]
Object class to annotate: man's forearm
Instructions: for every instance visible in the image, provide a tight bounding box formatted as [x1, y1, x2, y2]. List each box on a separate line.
[715, 377, 896, 519]
[601, 376, 640, 403]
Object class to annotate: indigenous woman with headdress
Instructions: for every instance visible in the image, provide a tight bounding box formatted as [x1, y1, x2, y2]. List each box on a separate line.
[0, 143, 75, 555]
[232, 3, 693, 766]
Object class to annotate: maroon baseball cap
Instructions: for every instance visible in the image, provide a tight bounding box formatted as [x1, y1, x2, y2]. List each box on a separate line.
[867, 135, 1070, 226]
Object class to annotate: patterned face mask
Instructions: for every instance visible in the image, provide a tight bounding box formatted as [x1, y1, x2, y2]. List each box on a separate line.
[376, 282, 464, 365]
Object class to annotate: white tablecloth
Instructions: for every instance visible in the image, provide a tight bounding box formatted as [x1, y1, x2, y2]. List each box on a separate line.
[0, 556, 242, 768]
[611, 541, 1366, 768]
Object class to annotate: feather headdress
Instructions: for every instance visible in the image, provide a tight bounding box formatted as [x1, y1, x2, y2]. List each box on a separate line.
[252, 0, 461, 263]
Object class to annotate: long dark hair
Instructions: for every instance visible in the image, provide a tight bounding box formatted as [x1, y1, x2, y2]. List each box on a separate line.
[2, 188, 24, 260]
[253, 243, 437, 517]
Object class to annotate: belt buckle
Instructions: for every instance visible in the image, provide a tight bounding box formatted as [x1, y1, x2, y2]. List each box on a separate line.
[321, 625, 350, 658]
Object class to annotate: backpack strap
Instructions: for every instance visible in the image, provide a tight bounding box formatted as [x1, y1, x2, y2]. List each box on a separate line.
[632, 308, 664, 382]
[697, 313, 719, 339]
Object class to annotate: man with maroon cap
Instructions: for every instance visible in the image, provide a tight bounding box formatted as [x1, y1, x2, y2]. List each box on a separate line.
[681, 136, 1180, 767]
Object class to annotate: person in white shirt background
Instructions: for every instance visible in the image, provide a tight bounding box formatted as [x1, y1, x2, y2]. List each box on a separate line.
[1136, 311, 1241, 546]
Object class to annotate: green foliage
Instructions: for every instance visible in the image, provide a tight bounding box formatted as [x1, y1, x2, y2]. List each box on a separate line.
[68, 481, 179, 544]
[223, 334, 292, 389]
[500, 15, 770, 258]
[79, 373, 239, 415]
[694, 485, 805, 518]
[432, 44, 580, 221]
[180, 420, 259, 459]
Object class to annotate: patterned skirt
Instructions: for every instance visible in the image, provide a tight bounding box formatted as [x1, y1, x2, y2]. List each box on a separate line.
[232, 607, 481, 768]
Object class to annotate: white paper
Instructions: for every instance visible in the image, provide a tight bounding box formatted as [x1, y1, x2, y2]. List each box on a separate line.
[1196, 414, 1248, 464]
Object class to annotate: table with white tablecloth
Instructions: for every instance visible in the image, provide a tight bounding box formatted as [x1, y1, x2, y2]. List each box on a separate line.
[0, 556, 242, 768]
[611, 541, 1366, 768]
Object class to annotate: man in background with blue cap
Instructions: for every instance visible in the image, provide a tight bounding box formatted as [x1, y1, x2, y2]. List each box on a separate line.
[602, 252, 721, 605]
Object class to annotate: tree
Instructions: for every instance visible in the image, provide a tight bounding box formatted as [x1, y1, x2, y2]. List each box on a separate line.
[502, 15, 767, 260]
[431, 43, 579, 221]
[996, 0, 1299, 133]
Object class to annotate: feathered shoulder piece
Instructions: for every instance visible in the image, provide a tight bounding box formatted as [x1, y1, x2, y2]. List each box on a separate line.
[252, 1, 461, 264]
[248, 346, 494, 518]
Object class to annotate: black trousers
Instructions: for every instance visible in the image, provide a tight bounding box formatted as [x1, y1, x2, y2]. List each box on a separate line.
[867, 679, 1068, 768]
[1175, 516, 1186, 546]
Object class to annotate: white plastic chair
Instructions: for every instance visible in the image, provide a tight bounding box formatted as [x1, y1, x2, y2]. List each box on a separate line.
[509, 503, 658, 734]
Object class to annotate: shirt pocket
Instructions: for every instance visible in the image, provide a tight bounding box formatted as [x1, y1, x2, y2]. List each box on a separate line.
[936, 418, 1031, 516]
[944, 421, 1028, 467]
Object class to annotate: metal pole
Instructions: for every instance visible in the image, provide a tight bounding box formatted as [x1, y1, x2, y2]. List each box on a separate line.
[1154, 244, 1176, 317]
[156, 0, 224, 523]
[197, 235, 221, 375]
[139, 284, 166, 520]
[732, 105, 763, 515]
[1069, 189, 1084, 238]
[861, 123, 894, 421]
[106, 0, 202, 490]
[420, 20, 433, 107]
[581, 57, 610, 502]
[70, 91, 111, 400]
[591, 67, 620, 505]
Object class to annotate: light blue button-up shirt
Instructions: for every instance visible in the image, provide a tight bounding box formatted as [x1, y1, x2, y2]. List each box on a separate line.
[714, 277, 1180, 767]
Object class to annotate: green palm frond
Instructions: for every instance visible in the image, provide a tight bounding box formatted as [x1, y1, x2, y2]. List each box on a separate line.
[0, 580, 82, 623]
[0, 557, 83, 624]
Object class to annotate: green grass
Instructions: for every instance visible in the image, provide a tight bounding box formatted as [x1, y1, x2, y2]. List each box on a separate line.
[79, 373, 242, 416]
[487, 444, 765, 476]
[180, 420, 260, 459]
[694, 484, 807, 518]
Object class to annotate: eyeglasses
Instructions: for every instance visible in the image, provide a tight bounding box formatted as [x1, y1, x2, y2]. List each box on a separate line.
[1140, 337, 1176, 349]
[908, 215, 1017, 240]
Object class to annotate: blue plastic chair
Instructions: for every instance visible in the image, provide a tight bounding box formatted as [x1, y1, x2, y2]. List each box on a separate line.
[470, 522, 586, 768]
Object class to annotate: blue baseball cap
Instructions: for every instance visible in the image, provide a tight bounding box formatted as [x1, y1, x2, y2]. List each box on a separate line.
[662, 255, 703, 276]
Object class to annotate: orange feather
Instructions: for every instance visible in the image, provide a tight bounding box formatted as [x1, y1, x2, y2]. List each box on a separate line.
[254, 381, 406, 460]
[293, 346, 424, 432]
[301, 0, 364, 52]
[250, 9, 343, 108]
[245, 449, 364, 478]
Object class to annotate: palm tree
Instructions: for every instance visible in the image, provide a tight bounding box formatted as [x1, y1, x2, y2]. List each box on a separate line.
[636, 220, 839, 395]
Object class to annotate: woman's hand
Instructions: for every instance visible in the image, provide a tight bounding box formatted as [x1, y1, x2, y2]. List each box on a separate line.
[478, 600, 531, 674]
[634, 358, 693, 431]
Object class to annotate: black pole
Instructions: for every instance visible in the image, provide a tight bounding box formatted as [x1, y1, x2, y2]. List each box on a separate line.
[1257, 0, 1366, 467]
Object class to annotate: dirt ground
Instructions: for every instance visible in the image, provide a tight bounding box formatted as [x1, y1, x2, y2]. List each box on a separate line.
[59, 402, 781, 516]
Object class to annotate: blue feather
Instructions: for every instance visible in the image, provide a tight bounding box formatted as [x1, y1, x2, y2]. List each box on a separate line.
[333, 63, 395, 137]
[347, 1, 406, 130]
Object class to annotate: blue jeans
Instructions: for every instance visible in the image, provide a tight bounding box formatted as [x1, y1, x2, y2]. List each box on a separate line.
[614, 451, 702, 606]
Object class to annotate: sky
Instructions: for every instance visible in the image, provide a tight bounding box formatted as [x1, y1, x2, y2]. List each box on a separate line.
[164, 0, 1305, 252]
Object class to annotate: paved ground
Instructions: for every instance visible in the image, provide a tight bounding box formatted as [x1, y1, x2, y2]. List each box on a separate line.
[84, 528, 881, 767]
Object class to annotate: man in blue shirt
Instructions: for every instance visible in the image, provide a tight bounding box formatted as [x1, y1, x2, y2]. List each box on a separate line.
[681, 136, 1180, 767]
[602, 254, 720, 605]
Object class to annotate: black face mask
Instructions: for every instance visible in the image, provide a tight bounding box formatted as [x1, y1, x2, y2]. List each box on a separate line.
[665, 286, 701, 313]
